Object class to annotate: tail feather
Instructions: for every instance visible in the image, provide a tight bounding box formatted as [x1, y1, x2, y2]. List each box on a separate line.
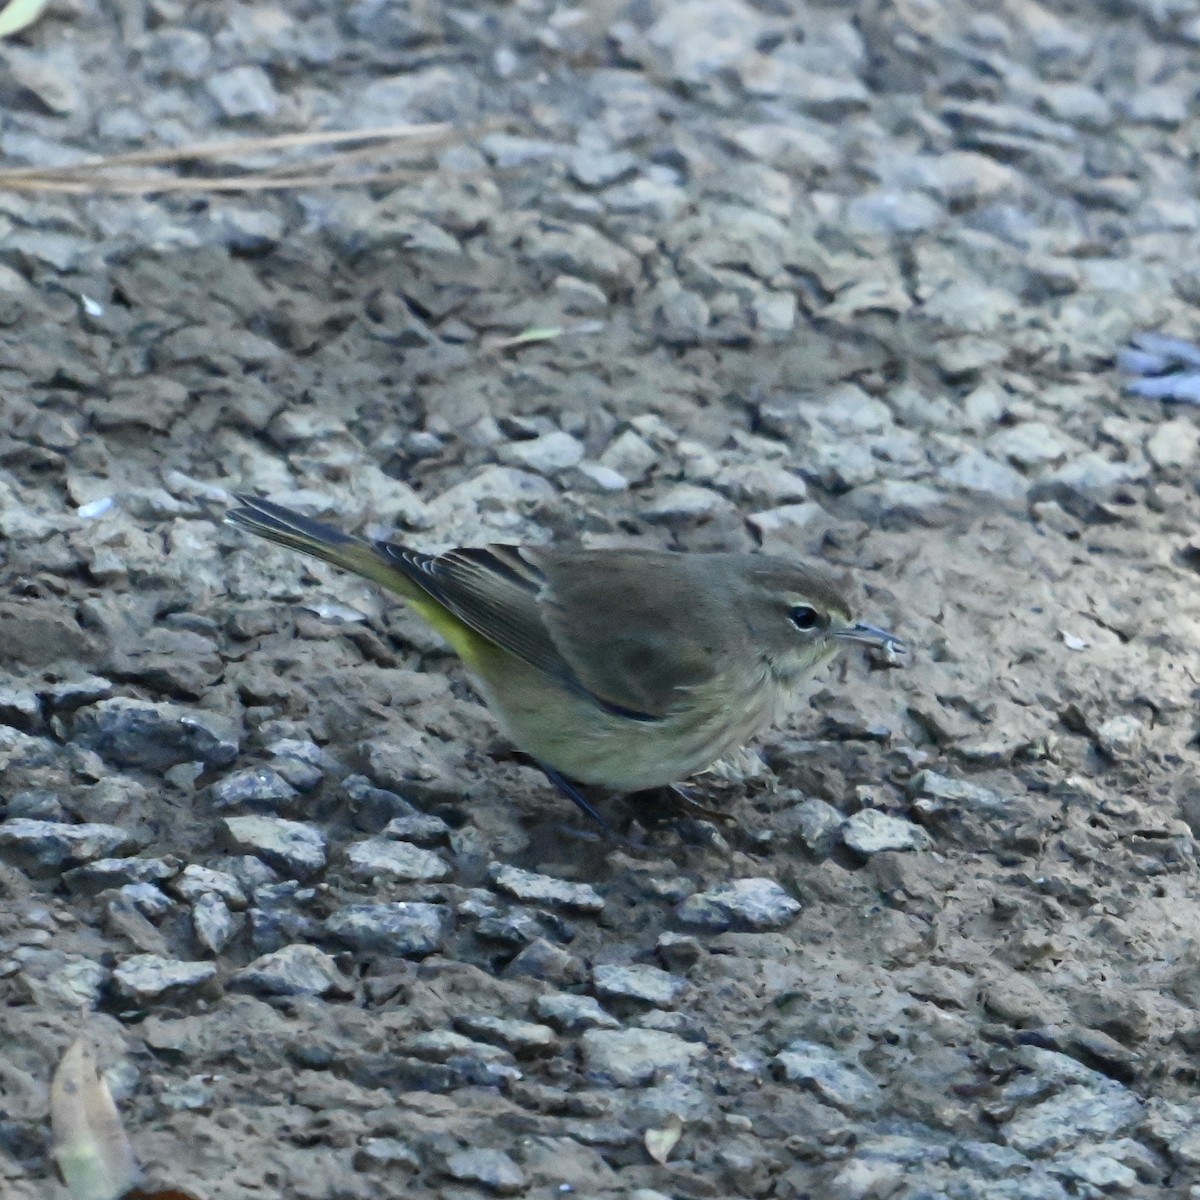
[225, 495, 422, 597]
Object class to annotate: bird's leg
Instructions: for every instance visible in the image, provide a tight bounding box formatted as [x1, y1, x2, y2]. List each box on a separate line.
[535, 761, 614, 832]
[665, 783, 733, 821]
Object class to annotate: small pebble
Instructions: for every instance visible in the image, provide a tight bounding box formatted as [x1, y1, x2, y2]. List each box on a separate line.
[581, 1027, 706, 1086]
[489, 863, 604, 913]
[110, 954, 217, 1004]
[345, 837, 450, 881]
[841, 810, 931, 856]
[0, 819, 136, 871]
[191, 892, 236, 954]
[443, 1147, 526, 1195]
[325, 902, 450, 956]
[229, 944, 352, 998]
[222, 816, 327, 879]
[535, 992, 622, 1032]
[593, 963, 687, 1006]
[676, 878, 800, 931]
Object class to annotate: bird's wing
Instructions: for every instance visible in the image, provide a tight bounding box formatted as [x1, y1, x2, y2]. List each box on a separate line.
[532, 551, 727, 719]
[376, 542, 609, 703]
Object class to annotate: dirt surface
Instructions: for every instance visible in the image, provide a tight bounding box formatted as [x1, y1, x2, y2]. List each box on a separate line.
[3, 1, 1200, 1197]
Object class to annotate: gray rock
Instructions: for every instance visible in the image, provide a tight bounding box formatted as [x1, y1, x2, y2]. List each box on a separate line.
[990, 421, 1080, 468]
[0, 819, 136, 872]
[642, 0, 765, 83]
[6, 44, 84, 115]
[206, 65, 279, 119]
[1094, 714, 1143, 758]
[262, 738, 326, 792]
[775, 1040, 880, 1115]
[676, 878, 800, 931]
[784, 797, 844, 856]
[1038, 82, 1113, 130]
[503, 937, 585, 984]
[845, 190, 944, 235]
[222, 816, 327, 879]
[345, 836, 450, 881]
[325, 902, 450, 956]
[501, 431, 585, 474]
[943, 99, 1076, 145]
[443, 1148, 526, 1194]
[454, 1014, 556, 1056]
[1147, 418, 1200, 468]
[343, 775, 419, 827]
[229, 943, 352, 997]
[38, 958, 109, 1009]
[8, 790, 64, 820]
[745, 63, 869, 117]
[841, 810, 931, 856]
[110, 954, 217, 1004]
[908, 771, 1007, 810]
[1004, 1083, 1144, 1154]
[569, 147, 638, 188]
[522, 224, 640, 291]
[1122, 84, 1188, 127]
[210, 766, 299, 812]
[72, 699, 239, 770]
[192, 892, 236, 954]
[593, 963, 687, 1006]
[381, 813, 451, 845]
[63, 855, 178, 893]
[643, 483, 733, 524]
[804, 440, 880, 490]
[713, 461, 808, 507]
[406, 1029, 513, 1064]
[355, 1138, 420, 1171]
[1048, 1150, 1137, 1190]
[0, 683, 40, 729]
[581, 1027, 706, 1086]
[480, 132, 566, 167]
[489, 863, 604, 913]
[748, 502, 832, 554]
[598, 429, 659, 481]
[846, 479, 948, 523]
[144, 29, 212, 81]
[535, 992, 621, 1032]
[118, 882, 176, 919]
[209, 207, 285, 253]
[939, 450, 1027, 499]
[98, 624, 221, 700]
[650, 281, 711, 344]
[42, 676, 115, 711]
[656, 931, 703, 971]
[404, 1030, 521, 1086]
[1044, 452, 1145, 493]
[170, 864, 247, 907]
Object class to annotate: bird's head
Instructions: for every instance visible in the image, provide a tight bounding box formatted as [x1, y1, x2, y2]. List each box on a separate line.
[744, 559, 906, 680]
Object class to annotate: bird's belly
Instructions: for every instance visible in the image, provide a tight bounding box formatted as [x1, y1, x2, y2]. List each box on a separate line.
[476, 661, 792, 792]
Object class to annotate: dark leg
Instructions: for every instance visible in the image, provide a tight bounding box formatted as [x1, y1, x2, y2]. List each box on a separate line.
[536, 761, 613, 832]
[667, 783, 731, 821]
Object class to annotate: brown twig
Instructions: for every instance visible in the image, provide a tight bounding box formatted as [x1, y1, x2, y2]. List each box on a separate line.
[0, 122, 456, 195]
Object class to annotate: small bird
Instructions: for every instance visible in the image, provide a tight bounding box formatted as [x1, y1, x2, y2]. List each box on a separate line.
[226, 496, 904, 822]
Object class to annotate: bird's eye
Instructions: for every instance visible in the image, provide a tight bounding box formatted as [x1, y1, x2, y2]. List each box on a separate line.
[789, 604, 822, 631]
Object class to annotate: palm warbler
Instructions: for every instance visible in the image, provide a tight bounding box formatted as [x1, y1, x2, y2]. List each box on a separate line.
[227, 496, 903, 818]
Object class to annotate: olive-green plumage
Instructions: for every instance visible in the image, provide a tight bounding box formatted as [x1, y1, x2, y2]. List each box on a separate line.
[226, 496, 902, 799]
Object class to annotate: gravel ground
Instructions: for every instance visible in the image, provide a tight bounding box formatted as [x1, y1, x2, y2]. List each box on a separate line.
[3, 1, 1200, 1197]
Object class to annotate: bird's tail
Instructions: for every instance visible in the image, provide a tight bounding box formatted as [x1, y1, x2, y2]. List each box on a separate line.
[225, 495, 423, 598]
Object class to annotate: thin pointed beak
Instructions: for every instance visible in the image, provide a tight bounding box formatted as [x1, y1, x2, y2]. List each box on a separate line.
[834, 622, 907, 660]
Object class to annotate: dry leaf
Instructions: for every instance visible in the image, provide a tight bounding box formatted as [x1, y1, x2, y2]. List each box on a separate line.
[50, 1037, 141, 1200]
[643, 1113, 683, 1164]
